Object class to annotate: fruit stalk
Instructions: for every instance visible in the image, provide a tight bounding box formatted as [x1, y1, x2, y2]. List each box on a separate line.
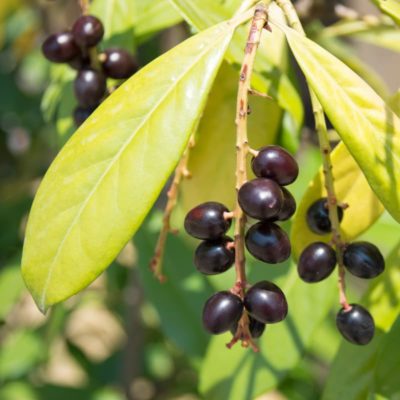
[226, 4, 268, 351]
[150, 134, 195, 281]
[79, 0, 90, 14]
[275, 0, 350, 309]
[234, 3, 268, 296]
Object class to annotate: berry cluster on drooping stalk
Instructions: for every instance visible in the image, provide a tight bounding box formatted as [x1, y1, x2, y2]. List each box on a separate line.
[41, 14, 138, 127]
[184, 145, 299, 345]
[298, 197, 385, 345]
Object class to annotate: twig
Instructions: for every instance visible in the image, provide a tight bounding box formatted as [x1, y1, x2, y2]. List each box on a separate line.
[227, 3, 269, 352]
[275, 0, 350, 310]
[79, 0, 90, 14]
[149, 135, 195, 282]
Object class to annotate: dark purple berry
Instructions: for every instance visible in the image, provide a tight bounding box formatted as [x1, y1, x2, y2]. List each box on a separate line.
[230, 316, 266, 338]
[251, 145, 299, 185]
[244, 281, 288, 324]
[184, 202, 231, 240]
[202, 291, 243, 334]
[343, 241, 384, 279]
[74, 69, 106, 107]
[194, 237, 234, 275]
[101, 48, 138, 79]
[238, 178, 284, 220]
[275, 187, 296, 221]
[68, 54, 91, 70]
[298, 242, 336, 283]
[306, 197, 344, 235]
[245, 221, 291, 264]
[73, 105, 97, 127]
[336, 304, 375, 345]
[72, 15, 104, 48]
[42, 31, 80, 63]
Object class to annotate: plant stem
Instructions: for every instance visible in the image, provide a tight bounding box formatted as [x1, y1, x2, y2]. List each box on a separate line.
[228, 3, 268, 351]
[275, 0, 350, 310]
[149, 135, 195, 282]
[79, 0, 90, 14]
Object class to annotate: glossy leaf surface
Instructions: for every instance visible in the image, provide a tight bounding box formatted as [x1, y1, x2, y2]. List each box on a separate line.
[22, 21, 237, 312]
[274, 21, 400, 223]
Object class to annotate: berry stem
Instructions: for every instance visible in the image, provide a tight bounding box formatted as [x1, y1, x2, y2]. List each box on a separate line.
[275, 0, 350, 310]
[228, 3, 268, 351]
[150, 135, 195, 282]
[79, 0, 90, 14]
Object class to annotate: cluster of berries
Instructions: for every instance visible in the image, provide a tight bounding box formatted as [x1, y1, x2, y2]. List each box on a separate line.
[41, 14, 138, 127]
[184, 146, 299, 340]
[298, 198, 384, 345]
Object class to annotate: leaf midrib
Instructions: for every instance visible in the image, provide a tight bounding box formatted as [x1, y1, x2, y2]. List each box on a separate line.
[38, 24, 233, 310]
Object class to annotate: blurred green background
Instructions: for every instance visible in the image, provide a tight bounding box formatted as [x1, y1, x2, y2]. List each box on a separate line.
[1, 1, 400, 399]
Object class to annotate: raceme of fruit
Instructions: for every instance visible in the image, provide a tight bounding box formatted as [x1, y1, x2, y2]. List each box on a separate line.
[42, 14, 138, 127]
[299, 196, 384, 345]
[184, 145, 298, 343]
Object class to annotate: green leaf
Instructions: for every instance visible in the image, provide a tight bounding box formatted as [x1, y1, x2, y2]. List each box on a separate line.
[135, 215, 213, 359]
[132, 0, 182, 43]
[273, 20, 400, 223]
[375, 315, 400, 398]
[312, 31, 389, 98]
[0, 260, 25, 320]
[322, 20, 400, 54]
[291, 142, 384, 259]
[22, 21, 238, 312]
[0, 330, 45, 379]
[323, 240, 400, 400]
[178, 62, 281, 212]
[90, 0, 136, 50]
[168, 0, 304, 138]
[200, 266, 336, 400]
[371, 0, 400, 26]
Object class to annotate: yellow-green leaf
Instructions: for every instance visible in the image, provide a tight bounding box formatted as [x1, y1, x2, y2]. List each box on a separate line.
[22, 21, 238, 312]
[291, 142, 384, 258]
[178, 62, 281, 213]
[273, 20, 400, 223]
[371, 0, 400, 26]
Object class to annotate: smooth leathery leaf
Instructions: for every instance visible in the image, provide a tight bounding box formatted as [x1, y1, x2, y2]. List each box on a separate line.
[22, 21, 237, 312]
[168, 0, 304, 137]
[273, 21, 400, 223]
[178, 62, 281, 213]
[291, 142, 384, 259]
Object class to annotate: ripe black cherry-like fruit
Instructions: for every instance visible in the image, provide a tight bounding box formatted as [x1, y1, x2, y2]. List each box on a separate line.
[244, 281, 288, 324]
[42, 32, 80, 63]
[306, 197, 344, 235]
[194, 236, 234, 275]
[231, 316, 266, 338]
[101, 49, 138, 79]
[73, 105, 97, 127]
[336, 304, 375, 345]
[275, 187, 296, 221]
[251, 145, 299, 186]
[343, 241, 384, 279]
[238, 178, 284, 220]
[245, 221, 291, 264]
[184, 202, 231, 240]
[74, 69, 106, 107]
[72, 15, 104, 48]
[298, 242, 336, 283]
[202, 291, 243, 334]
